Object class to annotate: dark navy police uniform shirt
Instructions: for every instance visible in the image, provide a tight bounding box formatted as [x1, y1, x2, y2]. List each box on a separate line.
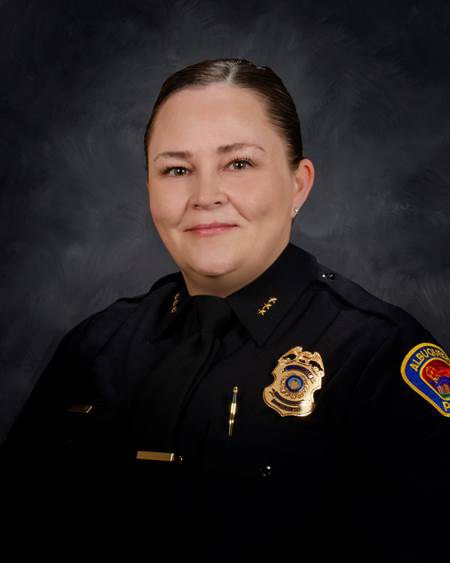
[3, 242, 449, 562]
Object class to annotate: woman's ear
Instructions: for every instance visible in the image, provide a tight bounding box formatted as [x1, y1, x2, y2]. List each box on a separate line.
[292, 158, 315, 212]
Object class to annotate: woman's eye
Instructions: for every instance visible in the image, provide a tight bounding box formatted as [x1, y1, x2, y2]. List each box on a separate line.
[227, 158, 253, 170]
[161, 157, 253, 177]
[162, 166, 187, 177]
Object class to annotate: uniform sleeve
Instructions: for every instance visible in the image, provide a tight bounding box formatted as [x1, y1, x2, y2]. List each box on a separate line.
[343, 317, 450, 563]
[1, 313, 100, 469]
[0, 315, 110, 556]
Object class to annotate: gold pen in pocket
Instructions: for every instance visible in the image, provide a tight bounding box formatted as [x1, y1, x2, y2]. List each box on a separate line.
[228, 385, 239, 437]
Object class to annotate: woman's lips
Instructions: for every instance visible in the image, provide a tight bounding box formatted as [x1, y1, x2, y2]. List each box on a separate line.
[187, 225, 238, 236]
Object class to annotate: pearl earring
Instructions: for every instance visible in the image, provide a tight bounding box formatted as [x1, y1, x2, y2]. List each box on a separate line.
[293, 207, 299, 215]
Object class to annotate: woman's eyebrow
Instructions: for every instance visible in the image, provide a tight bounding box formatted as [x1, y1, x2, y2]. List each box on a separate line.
[153, 142, 266, 162]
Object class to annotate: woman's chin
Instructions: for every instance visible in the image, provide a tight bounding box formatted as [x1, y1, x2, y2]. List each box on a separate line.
[187, 255, 239, 278]
[192, 264, 235, 278]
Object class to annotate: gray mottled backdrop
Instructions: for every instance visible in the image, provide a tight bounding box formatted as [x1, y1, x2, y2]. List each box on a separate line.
[1, 0, 449, 443]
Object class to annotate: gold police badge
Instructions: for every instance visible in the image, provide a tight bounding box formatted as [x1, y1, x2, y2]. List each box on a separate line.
[263, 346, 325, 417]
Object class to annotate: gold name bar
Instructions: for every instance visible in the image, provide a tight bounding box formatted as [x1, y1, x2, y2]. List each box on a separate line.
[66, 404, 93, 414]
[136, 451, 183, 463]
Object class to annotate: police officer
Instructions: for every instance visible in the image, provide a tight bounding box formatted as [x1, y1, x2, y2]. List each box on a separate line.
[3, 58, 449, 562]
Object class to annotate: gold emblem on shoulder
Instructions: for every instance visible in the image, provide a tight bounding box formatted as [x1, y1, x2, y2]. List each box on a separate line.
[257, 296, 278, 316]
[263, 346, 325, 417]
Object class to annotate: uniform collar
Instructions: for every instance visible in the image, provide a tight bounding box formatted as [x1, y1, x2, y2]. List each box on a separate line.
[150, 242, 318, 347]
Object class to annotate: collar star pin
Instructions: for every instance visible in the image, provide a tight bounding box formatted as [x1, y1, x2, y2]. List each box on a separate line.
[170, 291, 181, 313]
[257, 296, 278, 316]
[263, 346, 325, 417]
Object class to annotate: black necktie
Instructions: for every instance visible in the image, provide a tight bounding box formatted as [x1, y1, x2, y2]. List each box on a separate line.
[131, 294, 233, 455]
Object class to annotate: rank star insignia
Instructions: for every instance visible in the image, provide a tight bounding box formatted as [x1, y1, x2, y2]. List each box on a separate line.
[257, 296, 278, 316]
[263, 346, 325, 417]
[170, 292, 181, 313]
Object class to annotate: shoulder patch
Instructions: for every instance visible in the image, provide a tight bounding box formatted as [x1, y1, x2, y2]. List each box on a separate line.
[401, 342, 450, 417]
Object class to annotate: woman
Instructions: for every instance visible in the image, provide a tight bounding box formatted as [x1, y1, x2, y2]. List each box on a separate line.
[3, 58, 448, 562]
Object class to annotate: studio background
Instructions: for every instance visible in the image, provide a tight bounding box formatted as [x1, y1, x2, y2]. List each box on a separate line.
[1, 0, 449, 444]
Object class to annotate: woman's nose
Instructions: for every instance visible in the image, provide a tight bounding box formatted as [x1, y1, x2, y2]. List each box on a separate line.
[190, 171, 228, 208]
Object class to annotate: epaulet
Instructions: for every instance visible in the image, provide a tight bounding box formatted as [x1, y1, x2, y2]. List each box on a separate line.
[315, 261, 421, 332]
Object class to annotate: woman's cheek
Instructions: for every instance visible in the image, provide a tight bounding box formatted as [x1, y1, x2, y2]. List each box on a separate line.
[230, 181, 267, 220]
[149, 191, 179, 228]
